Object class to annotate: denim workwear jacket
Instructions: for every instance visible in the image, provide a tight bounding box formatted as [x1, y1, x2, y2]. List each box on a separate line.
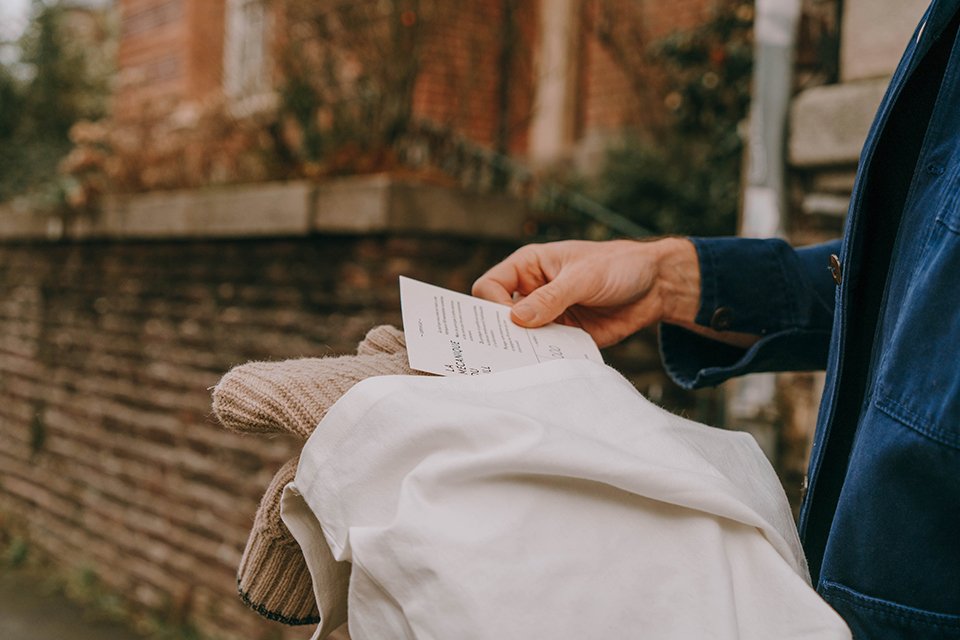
[659, 0, 960, 637]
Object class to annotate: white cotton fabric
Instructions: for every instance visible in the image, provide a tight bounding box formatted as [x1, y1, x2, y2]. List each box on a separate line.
[281, 359, 850, 640]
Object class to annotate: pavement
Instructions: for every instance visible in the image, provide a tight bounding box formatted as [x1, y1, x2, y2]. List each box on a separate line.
[0, 567, 143, 640]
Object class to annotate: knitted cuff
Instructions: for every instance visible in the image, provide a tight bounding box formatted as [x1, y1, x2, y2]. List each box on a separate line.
[356, 324, 406, 355]
[221, 325, 424, 629]
[212, 351, 416, 439]
[237, 457, 319, 625]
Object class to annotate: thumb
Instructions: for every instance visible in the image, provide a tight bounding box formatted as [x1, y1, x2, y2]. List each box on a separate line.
[510, 280, 575, 327]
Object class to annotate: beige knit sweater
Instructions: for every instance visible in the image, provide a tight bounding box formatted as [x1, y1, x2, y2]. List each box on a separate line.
[211, 325, 421, 628]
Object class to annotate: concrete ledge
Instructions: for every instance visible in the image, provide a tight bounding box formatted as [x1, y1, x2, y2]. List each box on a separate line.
[314, 175, 526, 239]
[96, 182, 314, 238]
[840, 0, 927, 82]
[802, 193, 850, 217]
[0, 201, 59, 240]
[0, 175, 528, 242]
[789, 79, 889, 168]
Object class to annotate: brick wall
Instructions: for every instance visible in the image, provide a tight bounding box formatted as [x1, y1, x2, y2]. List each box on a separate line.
[411, 0, 537, 155]
[583, 4, 644, 134]
[639, 0, 714, 40]
[0, 219, 703, 638]
[184, 0, 226, 101]
[0, 234, 514, 639]
[114, 0, 224, 121]
[109, 0, 718, 164]
[413, 0, 504, 148]
[113, 0, 534, 150]
[388, 0, 721, 155]
[580, 0, 716, 137]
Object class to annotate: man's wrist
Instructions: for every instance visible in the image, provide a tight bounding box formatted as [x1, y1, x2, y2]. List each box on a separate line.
[654, 237, 701, 325]
[656, 237, 762, 350]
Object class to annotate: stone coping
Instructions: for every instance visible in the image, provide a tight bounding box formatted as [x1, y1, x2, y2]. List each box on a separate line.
[839, 0, 928, 83]
[789, 78, 889, 168]
[0, 175, 528, 242]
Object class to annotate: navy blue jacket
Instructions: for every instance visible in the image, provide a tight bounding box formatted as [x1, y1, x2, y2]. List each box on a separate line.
[660, 1, 960, 637]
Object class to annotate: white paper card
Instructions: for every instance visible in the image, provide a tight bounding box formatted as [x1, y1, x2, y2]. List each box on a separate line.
[399, 276, 604, 377]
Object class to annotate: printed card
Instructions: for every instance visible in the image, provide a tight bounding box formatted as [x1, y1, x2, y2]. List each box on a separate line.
[399, 276, 604, 376]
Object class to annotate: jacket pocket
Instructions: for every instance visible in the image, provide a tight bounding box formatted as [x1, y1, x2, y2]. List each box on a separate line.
[822, 581, 960, 640]
[874, 219, 960, 450]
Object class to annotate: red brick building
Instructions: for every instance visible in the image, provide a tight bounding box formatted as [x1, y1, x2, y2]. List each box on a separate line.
[111, 0, 716, 176]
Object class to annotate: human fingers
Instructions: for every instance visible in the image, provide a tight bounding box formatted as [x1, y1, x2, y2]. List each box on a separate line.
[472, 246, 546, 306]
[471, 273, 516, 306]
[510, 277, 581, 327]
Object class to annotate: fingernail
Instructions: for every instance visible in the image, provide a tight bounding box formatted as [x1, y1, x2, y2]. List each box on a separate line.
[512, 304, 536, 324]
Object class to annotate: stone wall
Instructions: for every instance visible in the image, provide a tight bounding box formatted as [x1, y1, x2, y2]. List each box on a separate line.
[0, 178, 694, 639]
[788, 0, 929, 231]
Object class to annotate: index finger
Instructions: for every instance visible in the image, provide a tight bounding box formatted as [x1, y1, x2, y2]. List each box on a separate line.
[471, 259, 519, 306]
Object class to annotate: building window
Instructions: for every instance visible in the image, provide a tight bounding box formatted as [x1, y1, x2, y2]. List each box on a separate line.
[223, 0, 274, 112]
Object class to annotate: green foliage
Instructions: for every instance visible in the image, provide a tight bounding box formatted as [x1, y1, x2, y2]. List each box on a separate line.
[65, 564, 210, 640]
[141, 618, 207, 640]
[4, 536, 29, 567]
[0, 68, 24, 140]
[593, 1, 754, 237]
[29, 410, 46, 456]
[276, 0, 449, 172]
[0, 0, 110, 204]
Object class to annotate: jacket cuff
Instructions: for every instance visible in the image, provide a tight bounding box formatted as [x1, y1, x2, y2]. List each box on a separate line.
[659, 323, 831, 389]
[691, 236, 801, 335]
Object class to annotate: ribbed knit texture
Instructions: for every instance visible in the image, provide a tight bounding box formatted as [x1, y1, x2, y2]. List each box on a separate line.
[237, 457, 321, 625]
[213, 325, 422, 629]
[356, 324, 406, 356]
[212, 327, 416, 440]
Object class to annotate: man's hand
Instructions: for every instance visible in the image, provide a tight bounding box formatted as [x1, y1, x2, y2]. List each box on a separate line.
[471, 238, 702, 348]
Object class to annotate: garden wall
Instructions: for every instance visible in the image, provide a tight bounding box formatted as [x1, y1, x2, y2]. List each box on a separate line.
[0, 177, 679, 639]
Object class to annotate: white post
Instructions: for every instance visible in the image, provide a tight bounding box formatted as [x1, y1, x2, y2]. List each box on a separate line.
[529, 0, 579, 164]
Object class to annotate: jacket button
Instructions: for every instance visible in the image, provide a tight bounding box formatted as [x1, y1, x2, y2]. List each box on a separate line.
[829, 254, 842, 285]
[710, 307, 734, 331]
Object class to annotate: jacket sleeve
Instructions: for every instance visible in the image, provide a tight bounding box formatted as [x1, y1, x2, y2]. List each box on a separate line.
[659, 237, 840, 389]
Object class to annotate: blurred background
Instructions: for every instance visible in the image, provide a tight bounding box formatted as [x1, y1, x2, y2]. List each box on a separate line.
[0, 0, 929, 638]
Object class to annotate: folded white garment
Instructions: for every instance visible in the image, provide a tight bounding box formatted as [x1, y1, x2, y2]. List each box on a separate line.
[281, 359, 850, 640]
